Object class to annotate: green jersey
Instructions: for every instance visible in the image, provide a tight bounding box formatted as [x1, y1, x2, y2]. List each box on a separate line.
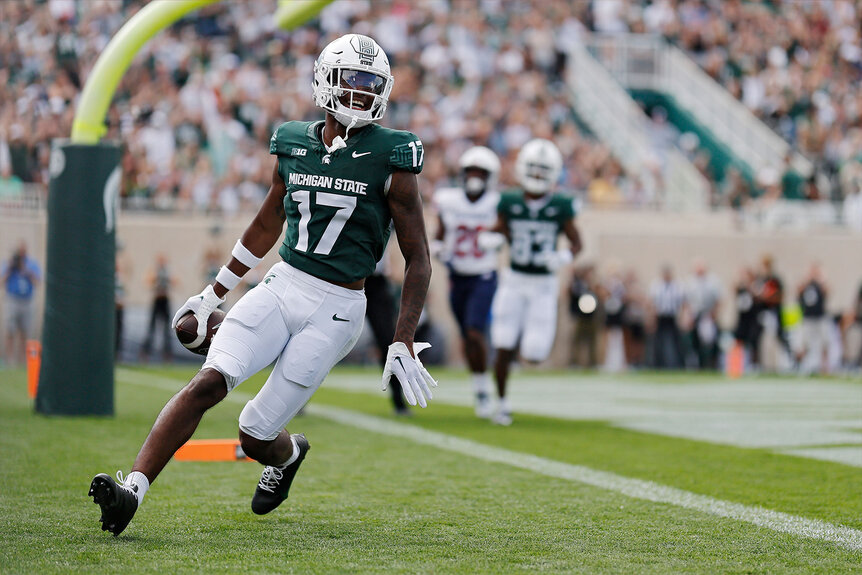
[498, 191, 576, 275]
[270, 121, 424, 283]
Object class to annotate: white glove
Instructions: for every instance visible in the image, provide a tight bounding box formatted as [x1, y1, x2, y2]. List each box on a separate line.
[477, 231, 506, 251]
[171, 284, 225, 347]
[382, 342, 438, 408]
[539, 249, 574, 272]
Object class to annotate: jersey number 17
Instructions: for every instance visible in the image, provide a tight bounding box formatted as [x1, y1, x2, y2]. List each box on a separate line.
[291, 190, 356, 255]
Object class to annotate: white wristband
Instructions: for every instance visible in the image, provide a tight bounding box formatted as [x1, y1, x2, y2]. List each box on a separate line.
[232, 240, 262, 269]
[215, 266, 242, 291]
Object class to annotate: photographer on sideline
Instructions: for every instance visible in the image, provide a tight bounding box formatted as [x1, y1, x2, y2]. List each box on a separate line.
[2, 242, 41, 366]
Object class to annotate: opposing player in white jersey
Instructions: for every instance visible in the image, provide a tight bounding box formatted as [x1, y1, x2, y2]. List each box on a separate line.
[481, 139, 581, 425]
[89, 34, 436, 536]
[433, 146, 501, 417]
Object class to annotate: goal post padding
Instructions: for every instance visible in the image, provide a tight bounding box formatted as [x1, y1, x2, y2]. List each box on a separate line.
[36, 143, 121, 416]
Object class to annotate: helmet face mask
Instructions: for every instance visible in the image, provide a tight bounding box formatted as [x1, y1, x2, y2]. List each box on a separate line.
[515, 138, 563, 195]
[464, 168, 491, 197]
[459, 146, 501, 198]
[340, 70, 386, 96]
[313, 34, 393, 129]
[337, 69, 387, 111]
[524, 162, 554, 184]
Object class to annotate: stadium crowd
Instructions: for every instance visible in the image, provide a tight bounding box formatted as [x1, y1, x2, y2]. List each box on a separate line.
[8, 0, 859, 215]
[2, 0, 632, 213]
[582, 0, 862, 210]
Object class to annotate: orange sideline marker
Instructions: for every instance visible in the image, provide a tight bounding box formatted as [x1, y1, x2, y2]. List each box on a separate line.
[174, 439, 251, 461]
[726, 342, 744, 379]
[26, 340, 41, 399]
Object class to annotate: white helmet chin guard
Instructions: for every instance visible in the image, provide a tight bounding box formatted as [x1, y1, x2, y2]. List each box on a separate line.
[459, 146, 501, 197]
[313, 34, 393, 130]
[515, 138, 563, 195]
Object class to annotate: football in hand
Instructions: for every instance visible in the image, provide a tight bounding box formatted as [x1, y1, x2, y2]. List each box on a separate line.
[174, 309, 226, 355]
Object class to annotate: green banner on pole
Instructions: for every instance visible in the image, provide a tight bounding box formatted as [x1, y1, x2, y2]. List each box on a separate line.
[36, 142, 121, 416]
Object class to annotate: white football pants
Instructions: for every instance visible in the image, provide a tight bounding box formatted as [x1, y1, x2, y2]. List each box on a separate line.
[203, 261, 365, 440]
[490, 269, 559, 362]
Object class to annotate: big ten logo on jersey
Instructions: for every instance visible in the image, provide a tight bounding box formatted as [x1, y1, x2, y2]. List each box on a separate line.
[287, 172, 368, 195]
[291, 148, 307, 157]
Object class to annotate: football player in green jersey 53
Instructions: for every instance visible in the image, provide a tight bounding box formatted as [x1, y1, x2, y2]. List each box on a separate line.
[480, 139, 582, 425]
[89, 34, 436, 536]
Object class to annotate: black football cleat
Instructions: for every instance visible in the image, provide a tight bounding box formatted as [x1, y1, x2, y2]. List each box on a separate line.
[89, 472, 138, 536]
[251, 433, 310, 515]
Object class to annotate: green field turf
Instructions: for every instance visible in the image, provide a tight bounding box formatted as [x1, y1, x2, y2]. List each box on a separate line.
[0, 366, 860, 574]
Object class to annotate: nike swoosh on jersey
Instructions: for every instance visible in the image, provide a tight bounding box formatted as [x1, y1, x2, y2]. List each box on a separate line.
[332, 314, 350, 322]
[352, 151, 372, 158]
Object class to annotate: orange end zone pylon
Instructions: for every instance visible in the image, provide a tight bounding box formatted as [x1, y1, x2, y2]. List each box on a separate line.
[174, 439, 251, 462]
[726, 342, 745, 379]
[26, 340, 41, 399]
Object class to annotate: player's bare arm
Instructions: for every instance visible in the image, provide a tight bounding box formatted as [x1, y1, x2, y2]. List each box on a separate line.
[388, 169, 431, 350]
[563, 218, 582, 258]
[214, 162, 287, 298]
[477, 214, 509, 252]
[490, 214, 510, 240]
[429, 213, 447, 261]
[434, 214, 445, 242]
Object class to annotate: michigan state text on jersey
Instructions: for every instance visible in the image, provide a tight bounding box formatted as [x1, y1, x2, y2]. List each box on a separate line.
[270, 120, 422, 283]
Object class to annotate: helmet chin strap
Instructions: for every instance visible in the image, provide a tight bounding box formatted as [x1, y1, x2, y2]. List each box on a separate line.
[326, 115, 359, 153]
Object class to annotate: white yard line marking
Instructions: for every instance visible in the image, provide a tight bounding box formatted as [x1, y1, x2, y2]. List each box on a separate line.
[310, 404, 862, 552]
[319, 373, 862, 466]
[118, 369, 862, 552]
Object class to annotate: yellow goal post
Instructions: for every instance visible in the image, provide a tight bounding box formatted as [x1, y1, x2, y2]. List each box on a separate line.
[71, 0, 333, 144]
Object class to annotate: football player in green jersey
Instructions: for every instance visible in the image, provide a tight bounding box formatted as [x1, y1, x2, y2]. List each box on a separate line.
[89, 34, 435, 536]
[480, 139, 582, 425]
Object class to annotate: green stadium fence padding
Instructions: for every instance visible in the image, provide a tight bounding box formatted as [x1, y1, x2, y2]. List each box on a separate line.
[36, 141, 121, 416]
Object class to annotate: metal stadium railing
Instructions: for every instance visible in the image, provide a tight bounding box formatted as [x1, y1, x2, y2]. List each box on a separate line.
[565, 37, 711, 211]
[0, 183, 46, 214]
[585, 34, 814, 179]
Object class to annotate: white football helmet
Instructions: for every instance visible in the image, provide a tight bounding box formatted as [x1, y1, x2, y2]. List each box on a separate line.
[515, 138, 563, 195]
[459, 146, 501, 197]
[313, 34, 394, 129]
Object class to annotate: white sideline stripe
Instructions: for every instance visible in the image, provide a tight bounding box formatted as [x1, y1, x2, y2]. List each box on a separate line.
[310, 405, 862, 552]
[118, 369, 862, 552]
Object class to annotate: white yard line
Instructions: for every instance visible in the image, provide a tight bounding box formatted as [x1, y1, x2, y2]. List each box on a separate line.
[118, 368, 862, 552]
[322, 372, 862, 467]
